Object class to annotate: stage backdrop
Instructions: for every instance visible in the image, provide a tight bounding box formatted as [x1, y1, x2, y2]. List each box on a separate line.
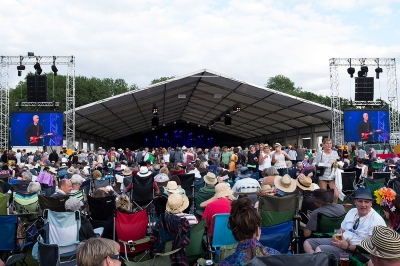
[344, 109, 390, 143]
[11, 111, 64, 146]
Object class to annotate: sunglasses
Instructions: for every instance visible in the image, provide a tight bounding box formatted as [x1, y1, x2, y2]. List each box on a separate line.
[353, 218, 360, 230]
[107, 254, 120, 260]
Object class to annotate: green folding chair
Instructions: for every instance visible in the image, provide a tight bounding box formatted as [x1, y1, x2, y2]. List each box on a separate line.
[0, 193, 9, 215]
[313, 212, 346, 238]
[186, 219, 207, 264]
[364, 178, 385, 212]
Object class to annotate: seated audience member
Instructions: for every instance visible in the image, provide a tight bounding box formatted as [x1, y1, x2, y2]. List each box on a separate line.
[102, 194, 133, 240]
[65, 197, 96, 241]
[91, 188, 109, 198]
[165, 193, 198, 225]
[196, 173, 217, 211]
[164, 181, 185, 195]
[232, 167, 260, 193]
[36, 167, 55, 187]
[70, 174, 85, 193]
[202, 183, 236, 236]
[154, 167, 169, 182]
[76, 238, 120, 266]
[170, 164, 185, 175]
[125, 166, 160, 195]
[302, 189, 346, 238]
[360, 226, 400, 266]
[374, 187, 400, 234]
[187, 164, 201, 179]
[295, 174, 318, 222]
[220, 197, 279, 265]
[11, 171, 32, 193]
[27, 181, 41, 194]
[304, 188, 386, 259]
[51, 179, 73, 197]
[274, 174, 297, 196]
[261, 167, 279, 187]
[92, 170, 103, 180]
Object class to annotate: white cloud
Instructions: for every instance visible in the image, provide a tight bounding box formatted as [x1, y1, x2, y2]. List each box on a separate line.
[0, 0, 399, 104]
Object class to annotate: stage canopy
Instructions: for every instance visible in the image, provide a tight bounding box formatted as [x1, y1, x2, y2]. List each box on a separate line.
[74, 69, 332, 141]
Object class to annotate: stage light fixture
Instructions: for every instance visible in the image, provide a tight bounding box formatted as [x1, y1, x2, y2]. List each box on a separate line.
[28, 52, 34, 56]
[347, 67, 355, 78]
[215, 117, 221, 123]
[17, 65, 25, 76]
[152, 116, 159, 127]
[235, 104, 241, 112]
[34, 62, 42, 75]
[375, 67, 383, 79]
[51, 65, 58, 76]
[152, 103, 158, 115]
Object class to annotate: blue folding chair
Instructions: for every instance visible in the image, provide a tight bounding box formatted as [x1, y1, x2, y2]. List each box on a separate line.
[259, 221, 293, 254]
[209, 214, 237, 262]
[0, 215, 32, 266]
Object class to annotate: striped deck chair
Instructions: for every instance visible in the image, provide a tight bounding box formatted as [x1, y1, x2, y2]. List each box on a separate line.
[13, 191, 39, 215]
[43, 209, 81, 257]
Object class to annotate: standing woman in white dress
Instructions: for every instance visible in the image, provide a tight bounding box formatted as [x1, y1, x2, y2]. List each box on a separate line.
[271, 143, 292, 176]
[258, 145, 272, 177]
[314, 138, 340, 203]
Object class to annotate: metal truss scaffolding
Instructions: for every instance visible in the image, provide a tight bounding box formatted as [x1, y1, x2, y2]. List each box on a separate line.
[329, 58, 398, 145]
[0, 55, 75, 149]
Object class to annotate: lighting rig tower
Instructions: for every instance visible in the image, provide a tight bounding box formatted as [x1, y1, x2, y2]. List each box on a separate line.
[0, 54, 75, 150]
[329, 58, 398, 146]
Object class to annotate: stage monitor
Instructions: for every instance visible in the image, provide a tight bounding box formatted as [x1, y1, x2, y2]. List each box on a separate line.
[343, 109, 390, 143]
[11, 111, 64, 146]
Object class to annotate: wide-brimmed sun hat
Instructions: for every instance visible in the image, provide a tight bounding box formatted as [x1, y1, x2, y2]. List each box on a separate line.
[59, 163, 67, 169]
[67, 167, 75, 174]
[312, 189, 334, 205]
[214, 183, 235, 200]
[260, 185, 273, 193]
[296, 176, 314, 191]
[274, 174, 296, 193]
[204, 172, 217, 185]
[137, 166, 152, 177]
[238, 167, 252, 178]
[360, 225, 400, 259]
[166, 193, 189, 214]
[165, 181, 182, 194]
[122, 167, 132, 176]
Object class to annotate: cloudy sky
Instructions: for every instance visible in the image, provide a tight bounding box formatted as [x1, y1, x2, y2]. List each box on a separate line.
[1, 0, 400, 101]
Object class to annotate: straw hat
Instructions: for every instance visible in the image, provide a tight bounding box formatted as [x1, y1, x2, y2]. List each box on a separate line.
[59, 163, 67, 169]
[260, 185, 273, 193]
[166, 193, 189, 214]
[137, 166, 152, 177]
[48, 167, 57, 175]
[296, 176, 314, 191]
[204, 172, 217, 185]
[274, 174, 296, 193]
[122, 167, 132, 176]
[67, 167, 75, 174]
[165, 181, 182, 194]
[214, 183, 235, 200]
[360, 225, 400, 259]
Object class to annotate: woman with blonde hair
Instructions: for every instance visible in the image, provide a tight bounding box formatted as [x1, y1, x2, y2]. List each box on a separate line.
[162, 148, 170, 163]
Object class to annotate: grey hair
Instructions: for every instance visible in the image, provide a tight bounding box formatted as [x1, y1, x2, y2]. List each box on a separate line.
[21, 171, 33, 181]
[72, 169, 80, 175]
[27, 182, 41, 193]
[70, 174, 83, 185]
[296, 162, 303, 167]
[266, 167, 279, 176]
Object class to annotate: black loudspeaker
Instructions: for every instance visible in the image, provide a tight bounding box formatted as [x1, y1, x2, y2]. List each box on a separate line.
[152, 116, 159, 127]
[27, 75, 48, 102]
[355, 77, 374, 101]
[225, 116, 232, 125]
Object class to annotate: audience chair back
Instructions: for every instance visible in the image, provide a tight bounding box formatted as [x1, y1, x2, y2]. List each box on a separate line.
[210, 213, 237, 249]
[178, 173, 195, 212]
[315, 213, 346, 237]
[13, 191, 39, 215]
[130, 175, 155, 210]
[0, 193, 9, 215]
[372, 172, 391, 186]
[87, 195, 115, 229]
[38, 195, 69, 212]
[340, 171, 356, 204]
[38, 241, 76, 266]
[244, 252, 337, 266]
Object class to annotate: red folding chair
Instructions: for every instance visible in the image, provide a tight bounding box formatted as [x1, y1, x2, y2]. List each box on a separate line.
[114, 209, 150, 262]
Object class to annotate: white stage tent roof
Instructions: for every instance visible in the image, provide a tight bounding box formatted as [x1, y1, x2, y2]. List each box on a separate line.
[74, 69, 332, 140]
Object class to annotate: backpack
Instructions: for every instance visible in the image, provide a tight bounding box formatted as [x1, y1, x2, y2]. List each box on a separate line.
[20, 154, 26, 163]
[110, 152, 115, 162]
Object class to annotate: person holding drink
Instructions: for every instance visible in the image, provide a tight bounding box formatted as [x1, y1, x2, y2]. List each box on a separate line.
[304, 188, 386, 260]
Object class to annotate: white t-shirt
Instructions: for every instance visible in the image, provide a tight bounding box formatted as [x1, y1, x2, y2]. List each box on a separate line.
[16, 152, 22, 164]
[341, 208, 386, 245]
[259, 153, 271, 171]
[163, 154, 170, 163]
[232, 178, 261, 193]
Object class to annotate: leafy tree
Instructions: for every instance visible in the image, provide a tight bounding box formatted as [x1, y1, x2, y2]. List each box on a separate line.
[150, 76, 175, 85]
[9, 73, 138, 112]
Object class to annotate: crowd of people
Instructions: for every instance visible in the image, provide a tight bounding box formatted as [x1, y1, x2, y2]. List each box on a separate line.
[1, 139, 400, 266]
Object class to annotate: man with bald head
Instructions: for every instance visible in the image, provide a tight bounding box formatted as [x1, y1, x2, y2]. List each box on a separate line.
[24, 114, 44, 146]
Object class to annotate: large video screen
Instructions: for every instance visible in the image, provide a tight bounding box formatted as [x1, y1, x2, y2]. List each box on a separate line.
[344, 109, 390, 142]
[11, 111, 63, 146]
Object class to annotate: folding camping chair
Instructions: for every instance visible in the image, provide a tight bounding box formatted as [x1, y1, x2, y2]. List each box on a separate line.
[244, 252, 337, 266]
[91, 178, 111, 193]
[0, 192, 9, 215]
[312, 213, 346, 238]
[234, 186, 260, 206]
[258, 194, 301, 254]
[194, 178, 205, 192]
[209, 213, 237, 260]
[38, 195, 69, 212]
[37, 241, 76, 266]
[0, 173, 8, 184]
[13, 191, 39, 215]
[113, 209, 150, 262]
[389, 178, 400, 194]
[69, 190, 85, 201]
[178, 173, 195, 212]
[207, 165, 218, 174]
[130, 176, 155, 210]
[372, 172, 391, 185]
[156, 181, 169, 195]
[87, 195, 115, 229]
[364, 178, 386, 209]
[340, 171, 356, 204]
[42, 209, 81, 258]
[0, 215, 33, 266]
[186, 218, 207, 264]
[11, 181, 30, 194]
